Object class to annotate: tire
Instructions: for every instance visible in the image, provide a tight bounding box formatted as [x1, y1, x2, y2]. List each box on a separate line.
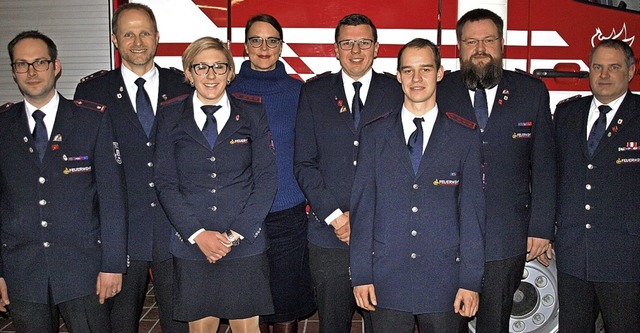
[468, 259, 559, 333]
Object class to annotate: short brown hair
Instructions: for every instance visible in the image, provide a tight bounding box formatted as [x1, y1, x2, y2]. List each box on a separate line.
[8, 30, 58, 63]
[456, 8, 503, 41]
[397, 38, 441, 71]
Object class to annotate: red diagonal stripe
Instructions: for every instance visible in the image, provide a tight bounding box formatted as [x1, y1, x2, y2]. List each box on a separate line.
[282, 57, 314, 74]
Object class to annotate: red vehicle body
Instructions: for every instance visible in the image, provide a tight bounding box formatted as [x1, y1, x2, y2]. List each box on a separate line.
[118, 1, 638, 331]
[121, 0, 639, 110]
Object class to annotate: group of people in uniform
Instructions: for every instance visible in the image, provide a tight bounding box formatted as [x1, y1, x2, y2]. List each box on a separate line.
[0, 2, 637, 333]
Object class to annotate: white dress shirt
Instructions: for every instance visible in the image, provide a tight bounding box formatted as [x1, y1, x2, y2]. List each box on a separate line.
[586, 93, 625, 139]
[25, 92, 59, 140]
[468, 84, 498, 117]
[121, 64, 160, 114]
[342, 69, 373, 114]
[401, 104, 438, 154]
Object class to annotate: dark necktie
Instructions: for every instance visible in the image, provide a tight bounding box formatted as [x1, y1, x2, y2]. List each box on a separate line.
[352, 81, 363, 128]
[408, 117, 424, 174]
[587, 104, 612, 157]
[474, 88, 489, 130]
[135, 77, 154, 137]
[32, 109, 48, 162]
[201, 105, 222, 149]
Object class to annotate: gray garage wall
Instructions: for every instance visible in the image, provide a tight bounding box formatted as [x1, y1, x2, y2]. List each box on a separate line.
[0, 0, 113, 103]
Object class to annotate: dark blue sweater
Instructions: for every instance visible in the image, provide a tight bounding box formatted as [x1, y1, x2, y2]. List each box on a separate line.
[228, 60, 305, 212]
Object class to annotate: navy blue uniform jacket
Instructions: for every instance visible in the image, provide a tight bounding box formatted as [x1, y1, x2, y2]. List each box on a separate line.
[350, 109, 485, 314]
[294, 71, 403, 249]
[74, 66, 192, 262]
[437, 70, 556, 261]
[0, 96, 127, 304]
[153, 92, 276, 260]
[554, 93, 640, 282]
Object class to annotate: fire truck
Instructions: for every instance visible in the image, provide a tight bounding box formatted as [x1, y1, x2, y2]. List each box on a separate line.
[128, 1, 638, 332]
[131, 0, 640, 108]
[0, 0, 637, 332]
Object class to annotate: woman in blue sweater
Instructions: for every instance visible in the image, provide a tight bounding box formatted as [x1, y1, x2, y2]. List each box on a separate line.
[227, 14, 316, 333]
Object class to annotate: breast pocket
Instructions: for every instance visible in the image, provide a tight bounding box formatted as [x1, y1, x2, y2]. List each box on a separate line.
[61, 153, 92, 172]
[511, 121, 533, 140]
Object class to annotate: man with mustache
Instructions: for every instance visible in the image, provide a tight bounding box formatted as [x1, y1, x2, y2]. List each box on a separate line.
[437, 8, 556, 332]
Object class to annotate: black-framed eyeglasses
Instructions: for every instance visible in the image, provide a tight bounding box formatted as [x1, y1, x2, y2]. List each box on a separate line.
[11, 59, 53, 73]
[247, 37, 282, 49]
[191, 62, 230, 76]
[337, 39, 374, 50]
[460, 37, 501, 47]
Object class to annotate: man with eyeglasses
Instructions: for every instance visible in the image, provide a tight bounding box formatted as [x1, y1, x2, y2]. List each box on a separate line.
[74, 3, 191, 333]
[437, 9, 556, 332]
[0, 30, 126, 332]
[294, 13, 403, 333]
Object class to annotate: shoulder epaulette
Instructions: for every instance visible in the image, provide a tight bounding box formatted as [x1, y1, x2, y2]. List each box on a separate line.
[306, 71, 331, 83]
[556, 94, 582, 106]
[514, 68, 542, 81]
[80, 70, 108, 83]
[383, 72, 396, 79]
[363, 111, 394, 127]
[446, 112, 477, 129]
[74, 99, 107, 113]
[0, 102, 14, 113]
[169, 67, 185, 76]
[231, 92, 262, 104]
[160, 93, 190, 107]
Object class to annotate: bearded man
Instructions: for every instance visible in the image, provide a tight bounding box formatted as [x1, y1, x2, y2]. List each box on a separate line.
[436, 8, 557, 333]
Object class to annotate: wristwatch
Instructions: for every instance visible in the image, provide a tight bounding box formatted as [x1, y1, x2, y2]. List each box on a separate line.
[225, 229, 240, 246]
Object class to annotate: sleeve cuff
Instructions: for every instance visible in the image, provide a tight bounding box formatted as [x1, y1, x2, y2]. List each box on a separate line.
[325, 209, 344, 225]
[188, 228, 206, 244]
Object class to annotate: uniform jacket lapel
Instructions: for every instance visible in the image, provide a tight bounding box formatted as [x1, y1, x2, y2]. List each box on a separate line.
[332, 73, 357, 134]
[153, 65, 178, 139]
[593, 92, 640, 158]
[42, 96, 75, 169]
[486, 76, 512, 132]
[177, 94, 211, 150]
[363, 74, 386, 123]
[156, 65, 174, 105]
[216, 97, 244, 148]
[419, 112, 451, 177]
[447, 74, 476, 121]
[385, 111, 416, 176]
[8, 103, 39, 166]
[113, 68, 150, 138]
[571, 98, 593, 159]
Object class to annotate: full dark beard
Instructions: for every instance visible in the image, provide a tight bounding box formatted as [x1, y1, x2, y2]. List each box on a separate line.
[460, 54, 503, 90]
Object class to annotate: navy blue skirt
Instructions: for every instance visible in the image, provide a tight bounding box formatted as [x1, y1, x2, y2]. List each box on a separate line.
[173, 253, 274, 321]
[261, 203, 316, 322]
